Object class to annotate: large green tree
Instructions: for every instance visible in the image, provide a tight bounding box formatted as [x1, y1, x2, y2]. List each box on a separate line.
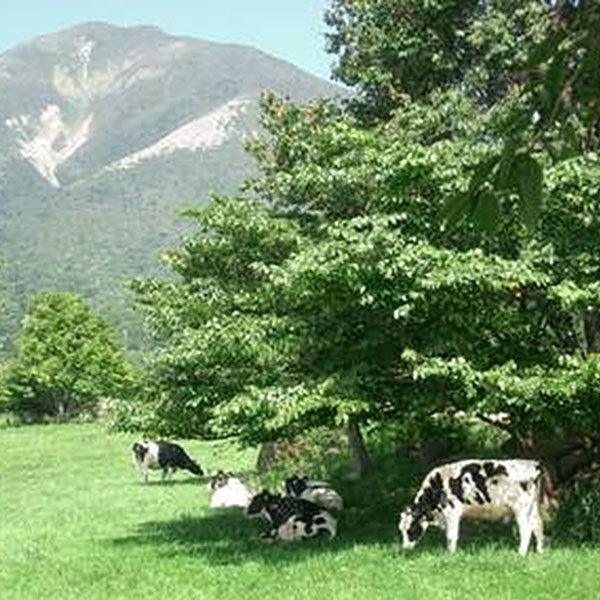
[1, 292, 135, 420]
[117, 1, 600, 476]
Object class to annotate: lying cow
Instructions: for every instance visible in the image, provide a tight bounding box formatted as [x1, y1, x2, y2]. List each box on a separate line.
[132, 440, 204, 484]
[285, 474, 344, 512]
[398, 459, 555, 555]
[208, 470, 253, 508]
[246, 489, 337, 542]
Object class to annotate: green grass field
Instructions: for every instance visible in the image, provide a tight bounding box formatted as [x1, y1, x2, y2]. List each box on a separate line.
[1, 423, 600, 599]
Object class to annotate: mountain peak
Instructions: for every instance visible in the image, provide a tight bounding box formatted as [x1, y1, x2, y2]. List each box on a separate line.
[0, 21, 341, 344]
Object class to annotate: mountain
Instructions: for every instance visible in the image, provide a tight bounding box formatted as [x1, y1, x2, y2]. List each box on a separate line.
[0, 22, 340, 350]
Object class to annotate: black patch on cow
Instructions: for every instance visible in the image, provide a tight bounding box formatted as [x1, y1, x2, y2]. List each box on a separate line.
[520, 481, 529, 492]
[250, 491, 329, 538]
[247, 490, 280, 517]
[407, 519, 424, 542]
[132, 442, 148, 461]
[462, 463, 492, 503]
[483, 461, 509, 479]
[413, 472, 446, 517]
[285, 475, 308, 497]
[156, 441, 203, 476]
[449, 476, 464, 501]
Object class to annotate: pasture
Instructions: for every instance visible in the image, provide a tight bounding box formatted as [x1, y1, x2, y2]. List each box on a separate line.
[1, 423, 599, 599]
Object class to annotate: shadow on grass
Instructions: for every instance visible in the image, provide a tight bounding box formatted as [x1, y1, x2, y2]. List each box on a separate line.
[110, 508, 539, 566]
[113, 452, 575, 565]
[110, 505, 404, 566]
[138, 476, 207, 487]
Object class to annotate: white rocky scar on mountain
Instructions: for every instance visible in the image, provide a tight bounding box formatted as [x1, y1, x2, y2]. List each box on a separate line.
[4, 36, 100, 187]
[4, 31, 252, 185]
[107, 97, 251, 171]
[6, 107, 94, 188]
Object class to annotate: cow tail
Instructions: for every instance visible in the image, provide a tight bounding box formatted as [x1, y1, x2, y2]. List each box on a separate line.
[538, 464, 559, 521]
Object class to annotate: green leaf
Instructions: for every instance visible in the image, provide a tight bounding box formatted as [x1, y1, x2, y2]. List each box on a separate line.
[525, 31, 564, 69]
[512, 153, 543, 228]
[473, 189, 500, 232]
[542, 56, 567, 122]
[468, 155, 500, 196]
[441, 193, 473, 231]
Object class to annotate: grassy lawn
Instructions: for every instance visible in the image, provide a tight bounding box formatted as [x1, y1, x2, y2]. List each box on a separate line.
[1, 423, 600, 599]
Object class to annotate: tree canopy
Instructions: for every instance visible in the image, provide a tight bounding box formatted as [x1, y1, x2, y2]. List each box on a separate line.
[115, 0, 600, 466]
[1, 292, 135, 420]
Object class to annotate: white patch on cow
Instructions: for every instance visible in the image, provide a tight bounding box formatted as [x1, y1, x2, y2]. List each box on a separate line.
[209, 477, 253, 508]
[298, 486, 344, 512]
[132, 440, 160, 484]
[6, 105, 94, 187]
[275, 511, 337, 542]
[276, 518, 304, 542]
[107, 97, 250, 170]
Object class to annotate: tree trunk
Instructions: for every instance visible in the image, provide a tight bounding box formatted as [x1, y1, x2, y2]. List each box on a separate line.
[345, 415, 369, 478]
[255, 442, 278, 472]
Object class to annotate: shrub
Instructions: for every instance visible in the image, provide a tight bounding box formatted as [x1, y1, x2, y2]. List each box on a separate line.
[553, 478, 600, 544]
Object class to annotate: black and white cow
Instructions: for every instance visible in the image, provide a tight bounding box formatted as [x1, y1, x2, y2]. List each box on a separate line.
[132, 440, 204, 484]
[398, 459, 556, 555]
[245, 490, 337, 542]
[208, 470, 253, 508]
[285, 474, 344, 512]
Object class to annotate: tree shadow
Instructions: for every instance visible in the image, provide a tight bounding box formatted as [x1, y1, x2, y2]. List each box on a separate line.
[113, 451, 590, 565]
[110, 507, 402, 566]
[112, 453, 421, 565]
[138, 476, 207, 487]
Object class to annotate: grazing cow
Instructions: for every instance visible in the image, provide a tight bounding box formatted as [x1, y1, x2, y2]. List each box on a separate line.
[398, 459, 556, 555]
[132, 440, 204, 484]
[208, 470, 253, 508]
[246, 490, 337, 542]
[285, 474, 344, 512]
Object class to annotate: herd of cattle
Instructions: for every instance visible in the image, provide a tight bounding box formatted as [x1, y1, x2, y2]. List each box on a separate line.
[132, 439, 557, 555]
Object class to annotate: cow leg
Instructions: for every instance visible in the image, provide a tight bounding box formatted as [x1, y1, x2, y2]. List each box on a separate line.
[141, 458, 150, 484]
[532, 512, 544, 553]
[515, 511, 533, 556]
[445, 512, 461, 553]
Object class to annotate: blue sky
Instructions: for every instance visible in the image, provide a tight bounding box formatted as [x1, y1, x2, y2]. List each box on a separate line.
[0, 0, 334, 80]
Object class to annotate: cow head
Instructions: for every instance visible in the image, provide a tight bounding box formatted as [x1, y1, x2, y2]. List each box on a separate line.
[398, 507, 430, 551]
[285, 474, 307, 497]
[132, 441, 149, 461]
[208, 470, 232, 491]
[245, 489, 280, 519]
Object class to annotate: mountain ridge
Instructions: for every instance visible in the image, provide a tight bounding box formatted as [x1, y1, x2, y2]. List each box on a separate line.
[0, 22, 340, 350]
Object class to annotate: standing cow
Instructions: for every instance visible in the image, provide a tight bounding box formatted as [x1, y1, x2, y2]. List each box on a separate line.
[398, 459, 556, 555]
[132, 440, 204, 484]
